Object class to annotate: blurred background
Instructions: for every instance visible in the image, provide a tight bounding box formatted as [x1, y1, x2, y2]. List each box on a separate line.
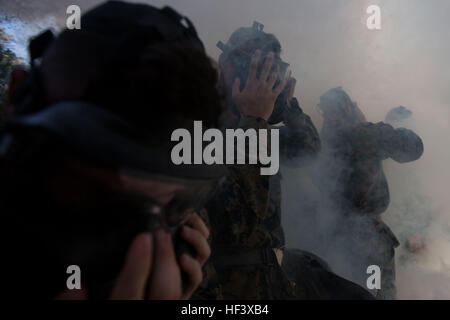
[1, 0, 449, 299]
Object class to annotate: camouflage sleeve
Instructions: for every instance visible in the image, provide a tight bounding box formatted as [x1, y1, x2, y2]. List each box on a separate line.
[374, 122, 424, 163]
[277, 98, 321, 168]
[237, 115, 270, 135]
[206, 164, 272, 248]
[235, 115, 274, 168]
[234, 116, 274, 220]
[342, 122, 423, 163]
[206, 116, 276, 248]
[238, 115, 269, 128]
[337, 122, 423, 215]
[191, 208, 223, 300]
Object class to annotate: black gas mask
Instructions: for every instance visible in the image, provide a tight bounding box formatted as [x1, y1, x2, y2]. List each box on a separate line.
[217, 22, 290, 124]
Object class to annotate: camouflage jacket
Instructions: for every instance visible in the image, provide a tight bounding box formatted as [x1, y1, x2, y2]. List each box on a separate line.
[191, 208, 223, 300]
[206, 100, 320, 299]
[208, 99, 320, 250]
[320, 121, 423, 216]
[316, 121, 423, 299]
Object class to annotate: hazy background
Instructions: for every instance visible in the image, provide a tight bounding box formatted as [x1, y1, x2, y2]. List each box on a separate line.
[1, 0, 449, 299]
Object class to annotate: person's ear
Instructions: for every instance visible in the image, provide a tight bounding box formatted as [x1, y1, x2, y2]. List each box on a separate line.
[5, 66, 29, 119]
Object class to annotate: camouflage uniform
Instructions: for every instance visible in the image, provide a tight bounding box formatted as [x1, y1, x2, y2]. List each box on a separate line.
[282, 248, 375, 300]
[206, 98, 321, 299]
[319, 121, 423, 299]
[191, 208, 223, 300]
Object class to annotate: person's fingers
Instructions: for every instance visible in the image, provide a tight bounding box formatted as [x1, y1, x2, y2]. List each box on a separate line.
[246, 49, 261, 83]
[184, 212, 210, 239]
[287, 77, 297, 100]
[260, 52, 275, 81]
[179, 254, 203, 300]
[231, 77, 241, 100]
[274, 70, 290, 96]
[267, 64, 280, 89]
[110, 233, 153, 300]
[147, 229, 181, 300]
[180, 225, 211, 265]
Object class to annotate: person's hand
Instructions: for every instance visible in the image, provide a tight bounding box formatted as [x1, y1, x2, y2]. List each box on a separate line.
[178, 212, 211, 299]
[112, 212, 211, 300]
[55, 212, 211, 300]
[111, 231, 184, 300]
[55, 233, 161, 300]
[232, 50, 289, 121]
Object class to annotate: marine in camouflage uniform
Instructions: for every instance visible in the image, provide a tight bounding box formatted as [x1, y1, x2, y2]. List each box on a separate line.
[200, 22, 322, 300]
[316, 87, 424, 299]
[206, 96, 320, 299]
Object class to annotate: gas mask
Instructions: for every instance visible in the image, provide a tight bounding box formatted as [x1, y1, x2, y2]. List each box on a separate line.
[217, 21, 290, 124]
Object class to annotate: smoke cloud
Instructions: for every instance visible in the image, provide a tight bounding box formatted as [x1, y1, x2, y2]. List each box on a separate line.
[1, 0, 449, 299]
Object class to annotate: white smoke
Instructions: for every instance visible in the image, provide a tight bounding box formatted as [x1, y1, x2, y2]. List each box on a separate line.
[1, 0, 449, 299]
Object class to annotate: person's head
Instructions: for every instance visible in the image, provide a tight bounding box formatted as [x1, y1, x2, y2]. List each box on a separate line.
[317, 87, 366, 125]
[1, 128, 219, 298]
[217, 22, 289, 124]
[218, 23, 283, 87]
[1, 1, 225, 298]
[9, 2, 222, 132]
